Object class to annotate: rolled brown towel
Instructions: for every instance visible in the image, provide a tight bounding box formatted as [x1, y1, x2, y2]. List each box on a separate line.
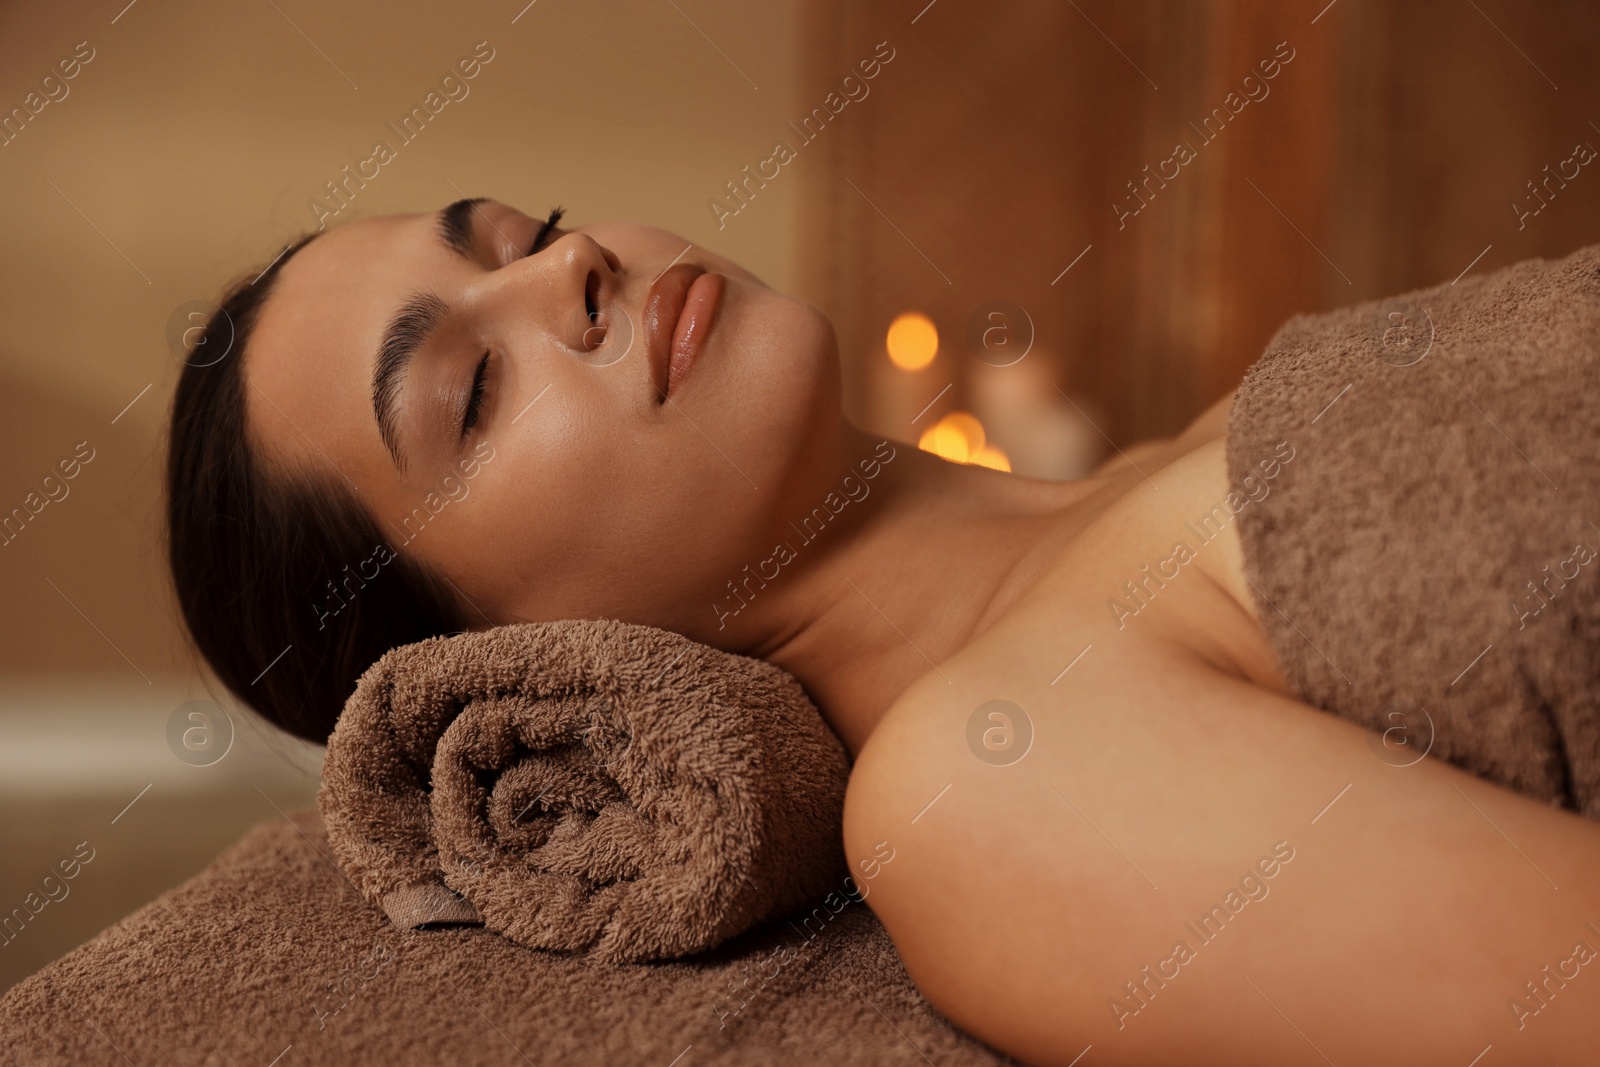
[317, 618, 852, 963]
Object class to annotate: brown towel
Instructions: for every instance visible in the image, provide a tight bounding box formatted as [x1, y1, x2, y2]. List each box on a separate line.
[0, 808, 1008, 1066]
[1228, 243, 1600, 816]
[317, 618, 852, 963]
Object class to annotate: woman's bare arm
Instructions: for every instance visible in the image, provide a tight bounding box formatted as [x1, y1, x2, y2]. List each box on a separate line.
[843, 634, 1600, 1066]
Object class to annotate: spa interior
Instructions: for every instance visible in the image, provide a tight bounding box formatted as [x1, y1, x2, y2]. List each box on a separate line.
[2, 0, 1599, 1048]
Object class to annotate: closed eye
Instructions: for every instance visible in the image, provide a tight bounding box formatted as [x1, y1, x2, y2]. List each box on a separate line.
[527, 206, 565, 257]
[461, 206, 566, 439]
[461, 352, 490, 436]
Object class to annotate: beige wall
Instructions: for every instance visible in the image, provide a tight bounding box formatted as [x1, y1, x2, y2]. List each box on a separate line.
[0, 0, 803, 676]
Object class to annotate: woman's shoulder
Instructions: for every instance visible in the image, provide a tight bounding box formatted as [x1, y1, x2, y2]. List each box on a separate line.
[842, 553, 1600, 1063]
[849, 387, 1282, 776]
[846, 397, 1294, 787]
[851, 429, 1268, 770]
[843, 400, 1600, 1062]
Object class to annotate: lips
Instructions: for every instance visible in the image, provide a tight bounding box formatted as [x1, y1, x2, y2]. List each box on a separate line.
[644, 262, 724, 402]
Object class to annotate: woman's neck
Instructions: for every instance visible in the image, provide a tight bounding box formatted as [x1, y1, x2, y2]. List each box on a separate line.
[719, 420, 1104, 756]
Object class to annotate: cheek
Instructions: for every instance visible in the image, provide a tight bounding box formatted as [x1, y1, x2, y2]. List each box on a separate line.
[455, 409, 670, 615]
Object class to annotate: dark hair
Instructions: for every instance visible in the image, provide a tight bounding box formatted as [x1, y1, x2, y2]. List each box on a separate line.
[165, 232, 470, 744]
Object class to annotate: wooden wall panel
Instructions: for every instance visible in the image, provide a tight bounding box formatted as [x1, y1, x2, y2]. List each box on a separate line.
[794, 0, 1600, 454]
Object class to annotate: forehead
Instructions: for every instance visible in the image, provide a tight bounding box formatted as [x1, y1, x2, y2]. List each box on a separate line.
[245, 211, 435, 485]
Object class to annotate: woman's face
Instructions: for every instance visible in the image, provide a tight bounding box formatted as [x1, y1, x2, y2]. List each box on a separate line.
[245, 199, 843, 643]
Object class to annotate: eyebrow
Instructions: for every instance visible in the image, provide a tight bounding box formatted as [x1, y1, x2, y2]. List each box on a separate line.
[438, 196, 484, 258]
[372, 198, 487, 472]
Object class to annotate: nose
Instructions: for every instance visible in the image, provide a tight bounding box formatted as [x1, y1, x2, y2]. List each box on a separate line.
[496, 230, 622, 357]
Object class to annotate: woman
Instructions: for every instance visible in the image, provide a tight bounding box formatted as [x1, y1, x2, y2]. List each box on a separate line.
[166, 198, 1600, 1065]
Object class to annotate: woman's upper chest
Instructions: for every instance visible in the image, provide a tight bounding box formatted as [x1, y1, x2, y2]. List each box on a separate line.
[980, 434, 1294, 699]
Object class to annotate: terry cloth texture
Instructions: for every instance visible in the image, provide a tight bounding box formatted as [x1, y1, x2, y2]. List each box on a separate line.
[1227, 243, 1600, 817]
[318, 619, 855, 964]
[0, 807, 1010, 1066]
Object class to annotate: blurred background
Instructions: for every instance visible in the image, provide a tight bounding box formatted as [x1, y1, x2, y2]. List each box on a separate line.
[3, 0, 1599, 994]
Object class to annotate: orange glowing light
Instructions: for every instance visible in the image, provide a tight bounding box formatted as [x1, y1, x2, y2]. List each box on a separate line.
[917, 412, 1008, 471]
[969, 445, 1011, 472]
[886, 312, 938, 370]
[918, 422, 969, 462]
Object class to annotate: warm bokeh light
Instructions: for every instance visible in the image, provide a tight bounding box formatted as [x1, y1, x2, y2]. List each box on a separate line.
[918, 421, 969, 462]
[939, 411, 985, 451]
[886, 311, 938, 370]
[917, 411, 1009, 470]
[969, 444, 1011, 471]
